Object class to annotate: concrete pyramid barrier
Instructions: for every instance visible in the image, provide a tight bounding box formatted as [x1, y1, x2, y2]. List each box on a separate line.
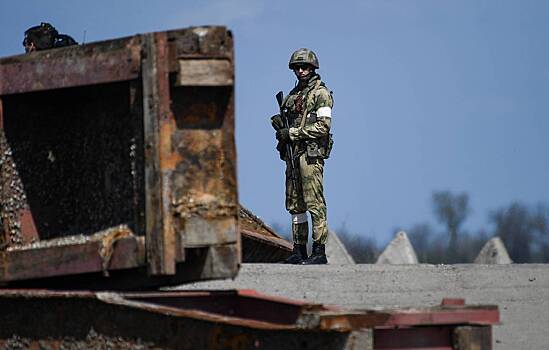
[376, 231, 418, 264]
[326, 230, 355, 264]
[474, 236, 513, 264]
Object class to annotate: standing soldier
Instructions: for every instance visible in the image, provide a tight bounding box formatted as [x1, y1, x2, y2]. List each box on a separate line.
[272, 48, 334, 264]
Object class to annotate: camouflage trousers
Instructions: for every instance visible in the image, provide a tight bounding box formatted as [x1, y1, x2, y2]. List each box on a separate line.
[285, 153, 328, 245]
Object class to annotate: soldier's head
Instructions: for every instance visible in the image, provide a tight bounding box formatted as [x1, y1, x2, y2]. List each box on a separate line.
[23, 23, 58, 53]
[289, 48, 319, 81]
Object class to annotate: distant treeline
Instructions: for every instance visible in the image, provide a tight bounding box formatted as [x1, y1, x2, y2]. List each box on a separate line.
[273, 191, 549, 264]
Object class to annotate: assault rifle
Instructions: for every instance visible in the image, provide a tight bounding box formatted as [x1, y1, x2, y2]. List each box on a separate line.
[276, 91, 299, 192]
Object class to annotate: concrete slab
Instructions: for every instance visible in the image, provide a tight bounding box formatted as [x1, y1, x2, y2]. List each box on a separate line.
[475, 237, 513, 264]
[175, 264, 549, 350]
[376, 231, 418, 264]
[326, 230, 354, 264]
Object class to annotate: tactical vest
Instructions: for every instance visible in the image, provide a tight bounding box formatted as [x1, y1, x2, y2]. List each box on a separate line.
[282, 76, 334, 160]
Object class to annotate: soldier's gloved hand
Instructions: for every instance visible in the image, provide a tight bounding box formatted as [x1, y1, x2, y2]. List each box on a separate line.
[276, 128, 290, 142]
[271, 114, 284, 131]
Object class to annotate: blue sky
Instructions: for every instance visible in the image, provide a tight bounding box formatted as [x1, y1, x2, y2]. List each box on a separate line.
[1, 1, 548, 244]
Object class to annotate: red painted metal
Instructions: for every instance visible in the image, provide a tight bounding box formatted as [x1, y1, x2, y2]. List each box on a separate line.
[376, 306, 500, 327]
[441, 298, 465, 306]
[1, 232, 144, 281]
[0, 289, 498, 349]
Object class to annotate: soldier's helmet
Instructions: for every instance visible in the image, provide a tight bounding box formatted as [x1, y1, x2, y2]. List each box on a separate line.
[23, 23, 78, 52]
[289, 48, 319, 70]
[23, 23, 58, 51]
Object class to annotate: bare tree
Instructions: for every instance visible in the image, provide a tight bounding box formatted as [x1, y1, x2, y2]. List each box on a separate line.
[337, 225, 379, 263]
[432, 191, 470, 263]
[532, 204, 549, 262]
[491, 202, 549, 263]
[407, 223, 437, 263]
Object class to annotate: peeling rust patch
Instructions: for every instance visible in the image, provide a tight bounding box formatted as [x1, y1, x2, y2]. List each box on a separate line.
[98, 226, 133, 276]
[173, 191, 236, 220]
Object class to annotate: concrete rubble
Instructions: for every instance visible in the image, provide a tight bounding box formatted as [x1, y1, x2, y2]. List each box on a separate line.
[326, 230, 355, 264]
[376, 231, 418, 264]
[474, 236, 513, 264]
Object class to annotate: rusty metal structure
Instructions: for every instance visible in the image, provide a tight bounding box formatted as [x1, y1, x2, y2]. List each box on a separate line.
[0, 290, 498, 349]
[0, 26, 240, 287]
[0, 26, 499, 349]
[239, 205, 292, 262]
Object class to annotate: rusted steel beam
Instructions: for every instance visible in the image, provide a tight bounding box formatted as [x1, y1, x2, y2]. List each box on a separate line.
[183, 217, 238, 247]
[241, 229, 292, 262]
[141, 27, 239, 274]
[166, 26, 234, 62]
[0, 290, 368, 350]
[378, 306, 500, 326]
[453, 326, 492, 350]
[177, 59, 233, 86]
[128, 80, 147, 243]
[0, 290, 497, 350]
[1, 245, 238, 291]
[124, 289, 334, 328]
[318, 305, 500, 330]
[142, 32, 176, 275]
[169, 80, 239, 263]
[239, 205, 280, 238]
[0, 36, 141, 95]
[0, 226, 145, 281]
[238, 206, 292, 262]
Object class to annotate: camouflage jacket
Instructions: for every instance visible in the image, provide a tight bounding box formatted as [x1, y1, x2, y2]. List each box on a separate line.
[282, 74, 333, 143]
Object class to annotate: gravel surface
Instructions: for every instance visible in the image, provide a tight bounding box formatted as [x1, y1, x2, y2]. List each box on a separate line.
[0, 329, 159, 350]
[176, 263, 549, 350]
[0, 130, 28, 247]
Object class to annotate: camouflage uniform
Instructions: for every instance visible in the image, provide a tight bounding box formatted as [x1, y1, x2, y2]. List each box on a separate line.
[281, 68, 333, 246]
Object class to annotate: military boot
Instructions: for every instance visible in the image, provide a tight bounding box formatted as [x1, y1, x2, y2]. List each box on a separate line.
[302, 242, 328, 265]
[283, 244, 308, 264]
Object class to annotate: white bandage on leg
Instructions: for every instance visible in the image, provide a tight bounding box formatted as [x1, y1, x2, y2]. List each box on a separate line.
[292, 212, 308, 224]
